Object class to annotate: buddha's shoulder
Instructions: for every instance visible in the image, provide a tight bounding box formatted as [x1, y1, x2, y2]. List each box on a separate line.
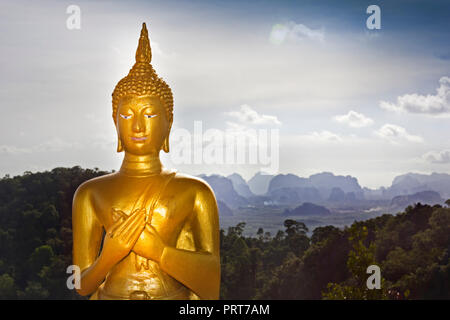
[73, 172, 118, 199]
[169, 172, 215, 197]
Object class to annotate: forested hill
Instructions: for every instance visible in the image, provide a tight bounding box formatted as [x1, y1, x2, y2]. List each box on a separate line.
[0, 167, 449, 299]
[0, 167, 108, 299]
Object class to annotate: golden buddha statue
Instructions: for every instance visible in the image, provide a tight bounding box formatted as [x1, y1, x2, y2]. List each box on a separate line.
[72, 23, 220, 300]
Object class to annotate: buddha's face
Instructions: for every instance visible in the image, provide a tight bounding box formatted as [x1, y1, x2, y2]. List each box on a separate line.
[116, 95, 170, 155]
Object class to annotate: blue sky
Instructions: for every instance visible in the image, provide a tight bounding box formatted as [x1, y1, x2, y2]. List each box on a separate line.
[0, 0, 449, 188]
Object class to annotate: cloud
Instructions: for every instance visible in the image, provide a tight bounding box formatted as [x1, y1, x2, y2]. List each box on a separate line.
[0, 138, 79, 155]
[291, 130, 370, 147]
[374, 124, 423, 143]
[0, 145, 32, 155]
[422, 150, 450, 164]
[225, 121, 247, 132]
[300, 130, 342, 142]
[226, 104, 281, 126]
[269, 22, 324, 45]
[38, 138, 78, 152]
[334, 110, 374, 128]
[380, 76, 450, 115]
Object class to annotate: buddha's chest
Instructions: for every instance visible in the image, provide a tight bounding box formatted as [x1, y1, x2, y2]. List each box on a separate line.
[93, 179, 192, 241]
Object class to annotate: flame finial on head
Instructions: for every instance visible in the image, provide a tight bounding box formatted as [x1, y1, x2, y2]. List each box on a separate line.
[135, 22, 152, 63]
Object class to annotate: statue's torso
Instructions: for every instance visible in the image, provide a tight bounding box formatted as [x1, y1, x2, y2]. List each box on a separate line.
[87, 171, 197, 300]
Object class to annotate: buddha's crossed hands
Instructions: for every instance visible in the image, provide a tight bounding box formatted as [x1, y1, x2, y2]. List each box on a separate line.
[102, 208, 146, 264]
[133, 223, 166, 263]
[105, 207, 166, 264]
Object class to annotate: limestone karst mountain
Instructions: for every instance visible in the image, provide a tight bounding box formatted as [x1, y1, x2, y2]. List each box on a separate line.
[266, 172, 364, 204]
[217, 200, 233, 217]
[227, 173, 254, 198]
[328, 187, 358, 202]
[390, 190, 443, 210]
[309, 172, 363, 199]
[247, 172, 274, 195]
[284, 202, 331, 216]
[198, 174, 248, 209]
[386, 172, 450, 199]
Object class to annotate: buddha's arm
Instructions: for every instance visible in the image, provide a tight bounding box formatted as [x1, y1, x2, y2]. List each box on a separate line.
[72, 186, 109, 296]
[133, 183, 221, 299]
[73, 186, 147, 296]
[160, 184, 220, 299]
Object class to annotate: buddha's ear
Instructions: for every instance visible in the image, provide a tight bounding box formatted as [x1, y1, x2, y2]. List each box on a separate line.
[117, 137, 124, 153]
[112, 111, 118, 126]
[162, 133, 170, 153]
[115, 112, 123, 152]
[162, 123, 171, 153]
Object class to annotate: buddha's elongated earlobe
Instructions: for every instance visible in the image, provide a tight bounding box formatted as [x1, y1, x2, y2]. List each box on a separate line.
[163, 124, 171, 153]
[117, 137, 124, 153]
[162, 136, 170, 153]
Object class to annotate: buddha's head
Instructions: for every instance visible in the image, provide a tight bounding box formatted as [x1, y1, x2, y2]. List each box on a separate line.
[112, 23, 173, 156]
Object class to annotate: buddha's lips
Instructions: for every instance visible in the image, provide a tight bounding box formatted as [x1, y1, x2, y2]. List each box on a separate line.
[131, 136, 147, 141]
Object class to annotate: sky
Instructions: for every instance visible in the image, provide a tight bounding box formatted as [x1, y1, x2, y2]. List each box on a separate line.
[0, 0, 450, 189]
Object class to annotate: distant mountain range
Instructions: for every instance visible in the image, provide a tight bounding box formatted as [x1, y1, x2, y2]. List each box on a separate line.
[386, 173, 450, 199]
[389, 190, 443, 211]
[199, 171, 450, 217]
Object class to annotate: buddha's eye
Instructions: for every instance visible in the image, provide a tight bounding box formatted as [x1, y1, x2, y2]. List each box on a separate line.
[120, 114, 132, 120]
[144, 114, 157, 119]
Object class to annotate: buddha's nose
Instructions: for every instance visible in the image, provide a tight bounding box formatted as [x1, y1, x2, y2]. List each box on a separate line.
[132, 115, 145, 132]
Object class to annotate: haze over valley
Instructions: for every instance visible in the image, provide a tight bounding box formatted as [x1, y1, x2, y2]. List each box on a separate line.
[200, 171, 450, 236]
